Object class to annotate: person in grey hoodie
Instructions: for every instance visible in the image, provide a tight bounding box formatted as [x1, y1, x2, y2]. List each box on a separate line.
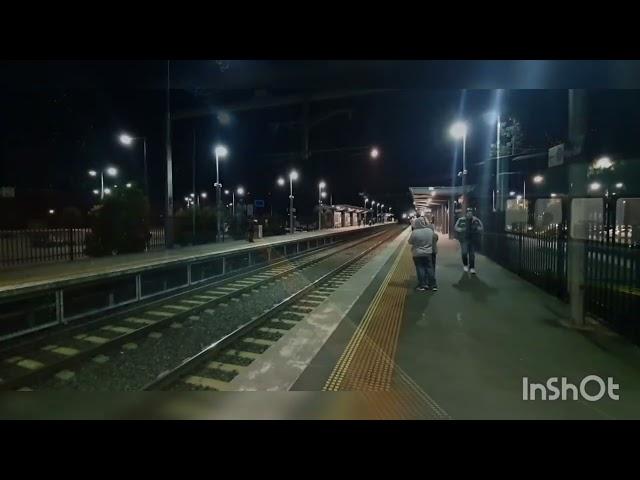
[424, 216, 438, 280]
[408, 216, 438, 291]
[454, 208, 483, 274]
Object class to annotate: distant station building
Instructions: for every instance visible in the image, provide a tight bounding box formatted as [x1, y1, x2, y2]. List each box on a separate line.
[409, 186, 471, 237]
[319, 204, 369, 228]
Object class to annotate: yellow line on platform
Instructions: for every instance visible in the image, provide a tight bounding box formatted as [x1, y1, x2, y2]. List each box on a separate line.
[322, 241, 450, 419]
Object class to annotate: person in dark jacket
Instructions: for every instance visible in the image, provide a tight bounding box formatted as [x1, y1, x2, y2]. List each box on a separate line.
[247, 216, 256, 242]
[424, 216, 438, 282]
[454, 208, 484, 274]
[408, 216, 438, 291]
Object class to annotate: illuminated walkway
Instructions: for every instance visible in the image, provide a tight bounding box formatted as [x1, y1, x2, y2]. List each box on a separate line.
[297, 233, 640, 419]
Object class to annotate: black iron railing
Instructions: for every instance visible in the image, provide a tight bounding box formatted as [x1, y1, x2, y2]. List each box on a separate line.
[584, 223, 640, 342]
[480, 224, 568, 299]
[0, 227, 166, 268]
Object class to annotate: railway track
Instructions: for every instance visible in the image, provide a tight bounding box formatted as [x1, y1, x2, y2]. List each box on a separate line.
[143, 227, 400, 391]
[0, 228, 391, 391]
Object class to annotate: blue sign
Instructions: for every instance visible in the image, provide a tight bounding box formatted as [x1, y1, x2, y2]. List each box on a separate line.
[254, 199, 265, 208]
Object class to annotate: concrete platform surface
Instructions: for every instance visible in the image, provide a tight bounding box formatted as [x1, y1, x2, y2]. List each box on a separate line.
[394, 237, 640, 419]
[0, 224, 381, 297]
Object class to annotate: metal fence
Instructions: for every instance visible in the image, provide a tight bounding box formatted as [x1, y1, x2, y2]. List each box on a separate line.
[0, 227, 166, 268]
[584, 224, 640, 342]
[481, 224, 568, 299]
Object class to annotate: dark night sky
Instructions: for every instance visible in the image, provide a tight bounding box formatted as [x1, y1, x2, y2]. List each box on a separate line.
[2, 61, 640, 219]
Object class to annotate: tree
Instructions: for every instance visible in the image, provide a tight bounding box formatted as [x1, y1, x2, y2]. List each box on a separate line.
[61, 206, 83, 227]
[85, 187, 150, 256]
[174, 206, 218, 245]
[491, 117, 524, 158]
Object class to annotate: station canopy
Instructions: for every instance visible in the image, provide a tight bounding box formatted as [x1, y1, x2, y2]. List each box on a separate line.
[321, 204, 367, 214]
[409, 185, 472, 212]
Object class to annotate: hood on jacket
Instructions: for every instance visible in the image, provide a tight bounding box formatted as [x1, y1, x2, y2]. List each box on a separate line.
[413, 216, 428, 229]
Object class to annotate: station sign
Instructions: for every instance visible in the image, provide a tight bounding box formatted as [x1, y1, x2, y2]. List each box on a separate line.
[548, 144, 564, 168]
[254, 199, 265, 208]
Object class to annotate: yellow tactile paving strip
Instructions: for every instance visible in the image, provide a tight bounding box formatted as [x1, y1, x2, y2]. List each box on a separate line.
[323, 242, 450, 419]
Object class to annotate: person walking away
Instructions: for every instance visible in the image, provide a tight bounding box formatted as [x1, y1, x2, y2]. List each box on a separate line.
[247, 216, 256, 243]
[408, 216, 437, 291]
[424, 217, 438, 289]
[454, 208, 483, 274]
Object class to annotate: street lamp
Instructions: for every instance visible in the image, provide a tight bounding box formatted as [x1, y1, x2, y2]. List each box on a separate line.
[533, 174, 544, 184]
[364, 197, 369, 226]
[236, 186, 245, 217]
[370, 147, 380, 159]
[279, 170, 300, 234]
[48, 209, 55, 215]
[593, 156, 614, 170]
[119, 132, 148, 195]
[213, 144, 229, 242]
[449, 120, 468, 212]
[380, 203, 385, 223]
[589, 181, 602, 192]
[318, 181, 326, 230]
[89, 167, 118, 200]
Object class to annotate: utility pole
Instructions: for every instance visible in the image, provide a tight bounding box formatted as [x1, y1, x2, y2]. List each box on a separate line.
[165, 60, 174, 248]
[191, 128, 196, 242]
[567, 89, 588, 327]
[289, 175, 295, 234]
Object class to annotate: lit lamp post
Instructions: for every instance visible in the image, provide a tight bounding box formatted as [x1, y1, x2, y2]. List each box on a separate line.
[318, 181, 326, 230]
[236, 186, 245, 217]
[449, 121, 468, 212]
[88, 167, 118, 200]
[224, 189, 231, 214]
[380, 203, 385, 223]
[371, 201, 376, 223]
[119, 133, 148, 195]
[289, 170, 298, 234]
[363, 197, 369, 226]
[589, 156, 617, 197]
[213, 144, 228, 242]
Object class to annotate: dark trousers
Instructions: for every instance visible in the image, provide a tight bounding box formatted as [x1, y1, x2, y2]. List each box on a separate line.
[460, 240, 476, 268]
[413, 255, 436, 288]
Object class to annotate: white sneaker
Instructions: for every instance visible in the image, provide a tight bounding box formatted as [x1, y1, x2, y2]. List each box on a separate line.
[463, 266, 469, 272]
[470, 268, 476, 274]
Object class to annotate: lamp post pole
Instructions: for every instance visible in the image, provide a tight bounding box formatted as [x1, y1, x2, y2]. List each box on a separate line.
[289, 175, 294, 234]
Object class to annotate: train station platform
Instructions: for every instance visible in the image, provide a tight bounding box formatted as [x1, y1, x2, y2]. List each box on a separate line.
[294, 229, 640, 419]
[0, 225, 377, 298]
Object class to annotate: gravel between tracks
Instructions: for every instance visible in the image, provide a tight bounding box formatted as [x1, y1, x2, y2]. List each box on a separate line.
[34, 236, 383, 391]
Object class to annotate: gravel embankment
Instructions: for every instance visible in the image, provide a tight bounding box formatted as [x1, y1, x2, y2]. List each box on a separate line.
[36, 236, 382, 391]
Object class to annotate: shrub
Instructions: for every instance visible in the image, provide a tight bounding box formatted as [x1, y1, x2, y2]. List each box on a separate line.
[85, 187, 150, 256]
[174, 206, 219, 245]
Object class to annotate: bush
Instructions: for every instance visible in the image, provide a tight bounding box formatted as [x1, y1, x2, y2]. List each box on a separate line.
[174, 207, 219, 245]
[85, 187, 150, 256]
[61, 206, 83, 227]
[227, 215, 248, 240]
